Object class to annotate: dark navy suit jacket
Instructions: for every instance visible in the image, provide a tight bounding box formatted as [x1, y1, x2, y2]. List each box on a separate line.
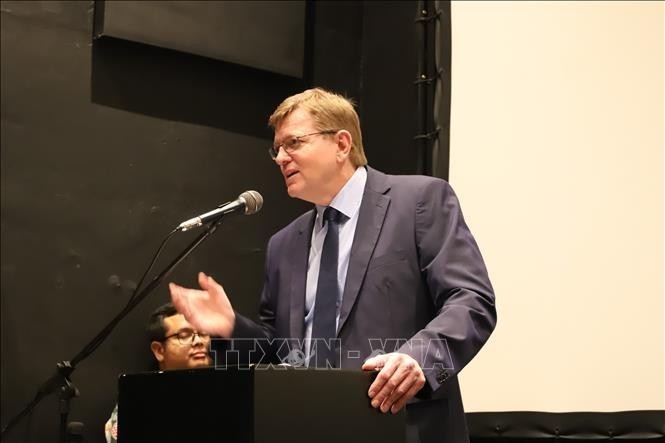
[234, 166, 496, 443]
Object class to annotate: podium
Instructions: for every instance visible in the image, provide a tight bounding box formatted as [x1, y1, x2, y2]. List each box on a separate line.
[118, 365, 406, 443]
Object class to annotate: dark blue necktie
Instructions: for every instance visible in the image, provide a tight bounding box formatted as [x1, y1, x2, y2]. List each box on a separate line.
[311, 207, 344, 368]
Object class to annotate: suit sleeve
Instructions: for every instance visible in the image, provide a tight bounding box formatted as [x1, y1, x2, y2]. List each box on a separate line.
[399, 179, 497, 394]
[232, 230, 278, 338]
[226, 234, 279, 363]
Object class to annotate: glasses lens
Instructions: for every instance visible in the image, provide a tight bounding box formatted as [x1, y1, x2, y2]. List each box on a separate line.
[197, 332, 210, 341]
[178, 331, 210, 345]
[284, 136, 300, 151]
[176, 330, 194, 345]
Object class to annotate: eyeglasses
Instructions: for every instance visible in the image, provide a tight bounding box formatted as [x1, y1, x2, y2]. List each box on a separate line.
[268, 130, 339, 160]
[163, 329, 210, 346]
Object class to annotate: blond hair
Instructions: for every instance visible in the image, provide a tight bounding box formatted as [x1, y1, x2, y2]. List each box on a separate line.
[268, 88, 368, 167]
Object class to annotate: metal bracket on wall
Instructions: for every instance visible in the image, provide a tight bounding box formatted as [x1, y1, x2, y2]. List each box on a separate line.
[414, 1, 451, 180]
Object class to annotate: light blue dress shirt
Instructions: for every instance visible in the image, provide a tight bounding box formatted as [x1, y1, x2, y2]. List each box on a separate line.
[303, 166, 367, 364]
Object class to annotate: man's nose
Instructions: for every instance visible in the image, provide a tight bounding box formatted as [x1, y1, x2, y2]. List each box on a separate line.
[274, 147, 291, 166]
[191, 332, 205, 346]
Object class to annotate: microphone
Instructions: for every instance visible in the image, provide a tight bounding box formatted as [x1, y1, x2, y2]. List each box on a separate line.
[177, 190, 263, 231]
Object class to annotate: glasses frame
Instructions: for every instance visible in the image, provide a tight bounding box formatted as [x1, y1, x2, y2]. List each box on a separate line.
[268, 129, 339, 160]
[162, 329, 210, 346]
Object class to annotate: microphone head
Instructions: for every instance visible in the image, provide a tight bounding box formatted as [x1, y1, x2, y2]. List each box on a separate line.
[239, 190, 263, 215]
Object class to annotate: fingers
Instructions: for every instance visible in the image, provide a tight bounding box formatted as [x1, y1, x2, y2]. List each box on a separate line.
[370, 357, 409, 412]
[168, 274, 234, 338]
[198, 272, 223, 295]
[389, 375, 425, 413]
[366, 354, 396, 398]
[362, 353, 387, 371]
[197, 271, 209, 289]
[366, 353, 425, 414]
[169, 280, 207, 322]
[168, 282, 190, 319]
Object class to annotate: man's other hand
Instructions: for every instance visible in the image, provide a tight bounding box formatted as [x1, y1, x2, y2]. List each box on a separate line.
[362, 352, 426, 414]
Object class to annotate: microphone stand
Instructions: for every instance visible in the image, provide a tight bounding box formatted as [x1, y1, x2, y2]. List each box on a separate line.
[1, 219, 224, 442]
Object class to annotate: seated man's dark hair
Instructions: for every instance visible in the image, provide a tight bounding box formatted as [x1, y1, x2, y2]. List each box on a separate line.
[146, 302, 179, 342]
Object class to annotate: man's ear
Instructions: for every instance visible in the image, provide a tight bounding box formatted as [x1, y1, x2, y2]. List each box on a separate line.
[336, 130, 353, 161]
[150, 341, 165, 363]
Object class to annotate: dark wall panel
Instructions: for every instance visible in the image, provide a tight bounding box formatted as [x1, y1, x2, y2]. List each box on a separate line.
[359, 1, 420, 175]
[97, 0, 306, 78]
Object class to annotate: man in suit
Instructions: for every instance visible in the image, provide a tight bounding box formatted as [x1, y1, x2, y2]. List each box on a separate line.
[169, 87, 496, 443]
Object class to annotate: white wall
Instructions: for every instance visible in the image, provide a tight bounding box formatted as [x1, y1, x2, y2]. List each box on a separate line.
[450, 1, 664, 412]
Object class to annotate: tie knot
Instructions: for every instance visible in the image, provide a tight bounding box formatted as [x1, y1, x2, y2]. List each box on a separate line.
[323, 207, 344, 225]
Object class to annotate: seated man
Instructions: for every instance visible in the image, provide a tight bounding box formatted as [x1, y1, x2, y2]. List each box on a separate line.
[104, 302, 212, 443]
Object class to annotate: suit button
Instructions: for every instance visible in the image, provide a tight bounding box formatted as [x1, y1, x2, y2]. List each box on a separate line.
[436, 370, 449, 384]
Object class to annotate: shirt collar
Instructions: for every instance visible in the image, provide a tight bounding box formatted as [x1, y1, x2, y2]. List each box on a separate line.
[315, 166, 367, 227]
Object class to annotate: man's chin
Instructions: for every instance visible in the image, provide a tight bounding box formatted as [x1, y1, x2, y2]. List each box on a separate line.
[188, 358, 212, 368]
[286, 184, 301, 199]
[286, 186, 318, 204]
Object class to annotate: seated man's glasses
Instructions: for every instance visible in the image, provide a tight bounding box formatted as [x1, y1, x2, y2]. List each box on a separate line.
[163, 329, 210, 346]
[269, 129, 339, 160]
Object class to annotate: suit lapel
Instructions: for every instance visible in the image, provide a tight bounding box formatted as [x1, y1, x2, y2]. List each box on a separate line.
[289, 209, 316, 342]
[338, 167, 391, 335]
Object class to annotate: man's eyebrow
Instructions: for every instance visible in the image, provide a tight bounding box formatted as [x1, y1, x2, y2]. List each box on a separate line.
[274, 134, 295, 145]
